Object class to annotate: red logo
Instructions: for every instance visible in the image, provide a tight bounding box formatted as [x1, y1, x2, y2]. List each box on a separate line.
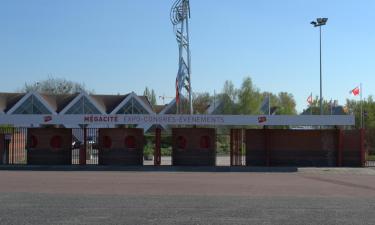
[125, 136, 136, 149]
[44, 116, 52, 122]
[177, 136, 187, 150]
[258, 116, 267, 123]
[103, 136, 112, 149]
[200, 136, 210, 149]
[50, 135, 62, 150]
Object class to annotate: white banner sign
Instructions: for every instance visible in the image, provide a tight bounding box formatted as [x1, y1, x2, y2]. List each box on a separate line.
[0, 114, 355, 126]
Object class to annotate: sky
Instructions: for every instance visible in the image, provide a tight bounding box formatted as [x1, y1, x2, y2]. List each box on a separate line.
[0, 0, 374, 112]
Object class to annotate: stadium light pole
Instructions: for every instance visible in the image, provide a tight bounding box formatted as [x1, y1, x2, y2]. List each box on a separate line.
[311, 18, 328, 115]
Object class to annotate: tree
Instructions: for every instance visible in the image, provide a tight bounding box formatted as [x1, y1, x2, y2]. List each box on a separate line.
[345, 96, 375, 129]
[238, 77, 261, 115]
[275, 92, 297, 115]
[193, 92, 211, 114]
[143, 87, 157, 107]
[150, 89, 157, 106]
[21, 77, 89, 94]
[218, 80, 238, 114]
[223, 80, 237, 103]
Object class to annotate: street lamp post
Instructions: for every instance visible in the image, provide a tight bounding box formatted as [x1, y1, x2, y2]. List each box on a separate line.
[311, 18, 328, 115]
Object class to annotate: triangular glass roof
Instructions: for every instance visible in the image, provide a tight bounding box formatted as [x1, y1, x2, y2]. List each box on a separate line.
[115, 97, 149, 114]
[65, 95, 102, 114]
[12, 95, 52, 114]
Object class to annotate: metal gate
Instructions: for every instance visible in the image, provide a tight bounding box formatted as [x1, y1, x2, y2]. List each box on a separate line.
[230, 129, 244, 166]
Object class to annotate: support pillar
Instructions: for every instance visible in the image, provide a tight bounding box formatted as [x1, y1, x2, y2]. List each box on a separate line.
[360, 128, 365, 167]
[337, 129, 343, 167]
[264, 129, 270, 167]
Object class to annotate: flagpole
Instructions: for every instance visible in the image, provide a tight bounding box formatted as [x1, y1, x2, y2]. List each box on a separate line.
[360, 83, 363, 129]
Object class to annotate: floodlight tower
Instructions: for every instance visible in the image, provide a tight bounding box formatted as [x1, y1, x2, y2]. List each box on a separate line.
[311, 17, 328, 116]
[171, 0, 193, 114]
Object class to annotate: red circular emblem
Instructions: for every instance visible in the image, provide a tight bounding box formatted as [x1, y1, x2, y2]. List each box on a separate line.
[177, 136, 187, 149]
[125, 136, 136, 149]
[200, 135, 210, 149]
[103, 136, 112, 149]
[50, 135, 62, 149]
[30, 135, 38, 148]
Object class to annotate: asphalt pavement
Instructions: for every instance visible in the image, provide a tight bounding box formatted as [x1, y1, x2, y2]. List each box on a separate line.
[1, 169, 375, 225]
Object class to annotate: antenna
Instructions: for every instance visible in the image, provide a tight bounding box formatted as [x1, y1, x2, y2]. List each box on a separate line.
[171, 0, 193, 114]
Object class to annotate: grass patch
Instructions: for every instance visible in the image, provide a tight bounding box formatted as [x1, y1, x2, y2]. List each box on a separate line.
[367, 155, 375, 161]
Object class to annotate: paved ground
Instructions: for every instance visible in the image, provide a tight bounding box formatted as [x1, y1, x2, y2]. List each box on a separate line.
[1, 169, 375, 224]
[143, 156, 232, 166]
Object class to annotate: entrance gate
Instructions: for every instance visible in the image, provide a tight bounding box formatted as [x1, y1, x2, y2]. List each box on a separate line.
[0, 114, 364, 167]
[230, 129, 244, 166]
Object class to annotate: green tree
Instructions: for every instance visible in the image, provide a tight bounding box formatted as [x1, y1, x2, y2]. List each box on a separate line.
[193, 92, 211, 114]
[238, 77, 261, 114]
[275, 92, 297, 115]
[150, 89, 157, 106]
[143, 87, 157, 107]
[345, 96, 375, 129]
[218, 80, 238, 114]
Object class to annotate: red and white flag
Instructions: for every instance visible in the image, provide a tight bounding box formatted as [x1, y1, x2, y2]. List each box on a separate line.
[175, 78, 180, 104]
[349, 86, 360, 96]
[307, 93, 313, 105]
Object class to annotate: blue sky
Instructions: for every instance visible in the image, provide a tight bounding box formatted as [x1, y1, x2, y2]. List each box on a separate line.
[0, 0, 374, 112]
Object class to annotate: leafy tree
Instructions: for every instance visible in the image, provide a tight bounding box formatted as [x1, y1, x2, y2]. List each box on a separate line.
[218, 80, 238, 114]
[21, 77, 89, 94]
[223, 80, 237, 103]
[150, 90, 157, 106]
[275, 92, 297, 115]
[193, 92, 211, 114]
[238, 77, 261, 115]
[345, 96, 375, 129]
[143, 87, 157, 107]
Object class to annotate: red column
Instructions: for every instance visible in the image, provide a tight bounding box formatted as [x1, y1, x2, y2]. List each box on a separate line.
[0, 134, 4, 164]
[230, 129, 234, 166]
[154, 128, 161, 166]
[237, 129, 241, 166]
[360, 128, 365, 167]
[264, 129, 270, 167]
[337, 129, 343, 167]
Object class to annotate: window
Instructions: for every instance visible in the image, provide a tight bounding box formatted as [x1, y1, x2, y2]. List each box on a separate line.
[65, 96, 101, 114]
[13, 95, 51, 114]
[116, 98, 148, 114]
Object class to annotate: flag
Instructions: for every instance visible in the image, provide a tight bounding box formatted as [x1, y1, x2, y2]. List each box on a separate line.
[350, 86, 360, 96]
[307, 93, 313, 105]
[259, 95, 270, 115]
[175, 78, 180, 104]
